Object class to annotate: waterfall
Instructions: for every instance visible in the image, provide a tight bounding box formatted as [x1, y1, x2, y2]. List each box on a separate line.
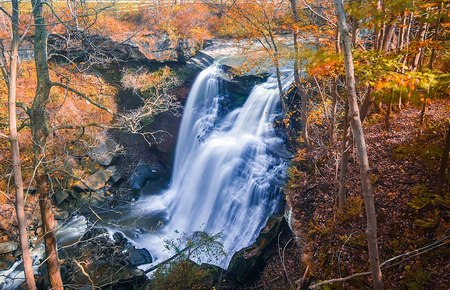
[136, 64, 293, 268]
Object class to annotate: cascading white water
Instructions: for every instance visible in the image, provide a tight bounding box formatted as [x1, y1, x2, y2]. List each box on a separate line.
[0, 65, 293, 289]
[135, 64, 293, 268]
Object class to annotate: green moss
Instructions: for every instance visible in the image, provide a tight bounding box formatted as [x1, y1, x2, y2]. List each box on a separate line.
[337, 196, 364, 223]
[152, 260, 215, 290]
[408, 185, 450, 211]
[400, 265, 432, 290]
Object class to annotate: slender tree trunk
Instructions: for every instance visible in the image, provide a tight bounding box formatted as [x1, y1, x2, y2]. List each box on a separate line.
[8, 1, 37, 288]
[384, 91, 393, 130]
[412, 22, 428, 71]
[359, 86, 373, 122]
[428, 4, 442, 70]
[338, 102, 350, 209]
[381, 18, 396, 52]
[334, 0, 383, 288]
[376, 24, 385, 52]
[330, 76, 338, 145]
[331, 27, 341, 145]
[402, 12, 413, 67]
[351, 17, 359, 47]
[289, 0, 311, 150]
[436, 123, 450, 194]
[274, 57, 287, 114]
[30, 0, 63, 289]
[419, 99, 426, 126]
[397, 13, 407, 52]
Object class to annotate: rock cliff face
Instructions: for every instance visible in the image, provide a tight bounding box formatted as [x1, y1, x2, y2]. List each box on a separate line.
[48, 33, 149, 65]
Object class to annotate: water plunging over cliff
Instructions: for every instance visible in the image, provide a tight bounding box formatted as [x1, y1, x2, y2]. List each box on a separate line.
[136, 64, 293, 268]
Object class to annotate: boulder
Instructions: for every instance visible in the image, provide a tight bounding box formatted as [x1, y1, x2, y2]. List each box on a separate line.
[128, 161, 165, 191]
[107, 165, 123, 184]
[55, 190, 70, 205]
[54, 210, 70, 221]
[81, 228, 109, 242]
[75, 168, 116, 192]
[112, 232, 129, 247]
[0, 254, 16, 271]
[89, 136, 122, 167]
[127, 247, 152, 266]
[226, 215, 285, 282]
[0, 242, 18, 254]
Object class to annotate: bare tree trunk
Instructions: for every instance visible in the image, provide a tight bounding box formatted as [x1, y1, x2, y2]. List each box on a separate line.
[289, 0, 312, 150]
[30, 0, 63, 289]
[428, 3, 442, 70]
[397, 13, 407, 52]
[8, 1, 37, 288]
[419, 99, 426, 126]
[412, 22, 428, 71]
[330, 76, 338, 145]
[351, 17, 359, 47]
[384, 90, 393, 130]
[334, 0, 383, 288]
[359, 86, 373, 122]
[338, 102, 350, 209]
[436, 123, 450, 195]
[273, 57, 287, 114]
[381, 18, 396, 52]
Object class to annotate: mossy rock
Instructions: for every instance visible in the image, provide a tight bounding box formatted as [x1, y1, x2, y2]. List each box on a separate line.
[226, 215, 285, 282]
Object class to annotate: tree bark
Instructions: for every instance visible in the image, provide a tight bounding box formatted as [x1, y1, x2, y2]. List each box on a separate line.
[330, 76, 338, 145]
[8, 1, 37, 288]
[334, 0, 383, 288]
[436, 123, 450, 195]
[419, 99, 426, 126]
[397, 13, 407, 52]
[359, 86, 373, 122]
[289, 0, 311, 150]
[381, 18, 396, 52]
[412, 22, 428, 71]
[384, 91, 393, 130]
[338, 102, 350, 209]
[30, 0, 63, 289]
[428, 3, 442, 70]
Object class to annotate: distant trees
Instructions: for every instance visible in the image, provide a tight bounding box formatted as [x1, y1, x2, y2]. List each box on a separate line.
[289, 0, 312, 150]
[206, 0, 294, 117]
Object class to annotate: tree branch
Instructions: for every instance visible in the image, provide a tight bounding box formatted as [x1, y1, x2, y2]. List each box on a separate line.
[16, 102, 30, 115]
[50, 122, 107, 134]
[51, 81, 116, 116]
[308, 235, 449, 289]
[0, 132, 9, 140]
[0, 6, 12, 19]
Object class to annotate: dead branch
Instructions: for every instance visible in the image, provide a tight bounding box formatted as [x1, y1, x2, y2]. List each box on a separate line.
[51, 81, 116, 116]
[73, 259, 95, 287]
[50, 123, 108, 134]
[0, 132, 9, 140]
[308, 235, 449, 289]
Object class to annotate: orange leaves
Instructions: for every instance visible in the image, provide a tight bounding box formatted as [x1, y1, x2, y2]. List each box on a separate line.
[307, 49, 343, 78]
[92, 15, 135, 42]
[149, 3, 218, 43]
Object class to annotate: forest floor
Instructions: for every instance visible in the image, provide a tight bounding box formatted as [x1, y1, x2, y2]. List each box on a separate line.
[255, 99, 450, 289]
